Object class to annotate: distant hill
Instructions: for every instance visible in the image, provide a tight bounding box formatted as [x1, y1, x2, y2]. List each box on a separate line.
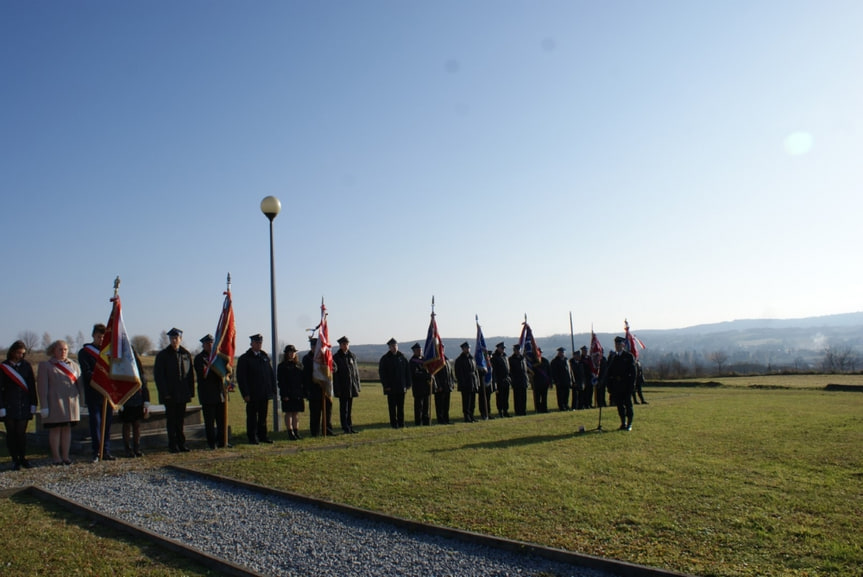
[348, 312, 863, 370]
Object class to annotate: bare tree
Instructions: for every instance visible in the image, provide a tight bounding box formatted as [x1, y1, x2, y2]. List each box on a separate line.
[65, 335, 77, 352]
[18, 330, 39, 352]
[131, 335, 153, 355]
[158, 330, 169, 350]
[708, 351, 729, 375]
[76, 330, 86, 350]
[41, 331, 53, 351]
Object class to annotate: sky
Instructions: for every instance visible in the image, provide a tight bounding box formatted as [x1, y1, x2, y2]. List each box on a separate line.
[1, 0, 861, 352]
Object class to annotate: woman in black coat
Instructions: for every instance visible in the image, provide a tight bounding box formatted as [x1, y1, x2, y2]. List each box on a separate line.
[278, 345, 305, 440]
[0, 340, 38, 470]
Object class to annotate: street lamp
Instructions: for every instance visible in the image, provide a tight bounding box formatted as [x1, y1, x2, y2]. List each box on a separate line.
[260, 195, 281, 433]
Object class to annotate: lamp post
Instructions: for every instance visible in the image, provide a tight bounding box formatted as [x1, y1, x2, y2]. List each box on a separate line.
[260, 195, 281, 433]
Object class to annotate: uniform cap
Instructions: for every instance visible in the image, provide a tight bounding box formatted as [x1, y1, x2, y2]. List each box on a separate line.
[250, 334, 264, 342]
[411, 343, 422, 350]
[284, 344, 297, 353]
[200, 334, 214, 344]
[337, 336, 350, 344]
[167, 328, 183, 337]
[386, 337, 398, 346]
[614, 336, 626, 343]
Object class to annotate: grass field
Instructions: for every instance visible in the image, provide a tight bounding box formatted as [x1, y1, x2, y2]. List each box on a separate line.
[2, 372, 862, 576]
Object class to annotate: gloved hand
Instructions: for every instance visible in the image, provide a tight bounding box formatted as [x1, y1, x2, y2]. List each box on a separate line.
[30, 405, 37, 414]
[41, 408, 49, 418]
[0, 408, 6, 418]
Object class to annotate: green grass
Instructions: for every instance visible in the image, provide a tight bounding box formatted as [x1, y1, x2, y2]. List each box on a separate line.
[202, 383, 862, 577]
[0, 491, 215, 576]
[3, 375, 862, 576]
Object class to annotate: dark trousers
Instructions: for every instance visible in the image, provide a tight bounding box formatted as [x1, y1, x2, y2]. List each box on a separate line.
[338, 395, 354, 432]
[583, 383, 595, 408]
[201, 402, 227, 448]
[533, 385, 549, 413]
[434, 390, 451, 423]
[87, 399, 114, 456]
[4, 418, 29, 463]
[413, 394, 431, 425]
[556, 385, 571, 411]
[245, 399, 269, 442]
[513, 386, 527, 415]
[165, 402, 187, 450]
[496, 384, 510, 415]
[616, 390, 634, 426]
[387, 392, 405, 428]
[478, 386, 493, 419]
[461, 390, 476, 421]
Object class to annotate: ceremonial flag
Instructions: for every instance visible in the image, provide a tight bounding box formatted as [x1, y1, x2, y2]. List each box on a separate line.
[205, 288, 236, 383]
[624, 319, 646, 361]
[312, 299, 334, 398]
[423, 312, 445, 376]
[518, 318, 539, 370]
[589, 329, 604, 382]
[475, 316, 492, 385]
[92, 294, 142, 409]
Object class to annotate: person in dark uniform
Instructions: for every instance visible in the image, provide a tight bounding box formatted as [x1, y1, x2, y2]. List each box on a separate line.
[154, 328, 194, 453]
[195, 334, 228, 449]
[409, 343, 432, 426]
[550, 346, 573, 411]
[632, 361, 648, 405]
[454, 341, 479, 423]
[509, 344, 528, 416]
[531, 347, 552, 413]
[236, 333, 276, 444]
[0, 340, 38, 470]
[278, 345, 305, 440]
[604, 336, 637, 430]
[579, 345, 594, 409]
[79, 323, 116, 462]
[433, 344, 454, 424]
[570, 349, 586, 410]
[379, 338, 410, 428]
[491, 342, 512, 418]
[332, 336, 361, 434]
[119, 349, 150, 457]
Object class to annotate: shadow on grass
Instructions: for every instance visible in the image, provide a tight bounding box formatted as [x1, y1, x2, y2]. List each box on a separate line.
[432, 430, 611, 452]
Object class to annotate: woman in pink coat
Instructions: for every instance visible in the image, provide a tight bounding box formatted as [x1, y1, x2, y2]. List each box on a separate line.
[37, 340, 82, 465]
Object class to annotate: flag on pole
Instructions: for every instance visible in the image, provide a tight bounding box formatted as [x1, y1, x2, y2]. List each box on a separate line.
[518, 317, 539, 370]
[589, 328, 604, 383]
[91, 294, 142, 409]
[624, 319, 646, 361]
[312, 299, 334, 398]
[205, 288, 236, 383]
[475, 316, 492, 385]
[423, 311, 445, 376]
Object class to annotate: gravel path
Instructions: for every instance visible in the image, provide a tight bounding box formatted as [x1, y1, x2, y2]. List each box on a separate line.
[31, 467, 619, 577]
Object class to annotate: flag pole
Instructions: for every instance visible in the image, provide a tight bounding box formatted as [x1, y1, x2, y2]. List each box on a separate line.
[476, 314, 490, 420]
[223, 273, 231, 448]
[569, 311, 576, 354]
[320, 297, 327, 438]
[99, 276, 120, 461]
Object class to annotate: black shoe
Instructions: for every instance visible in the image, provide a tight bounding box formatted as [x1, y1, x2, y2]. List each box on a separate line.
[179, 446, 191, 452]
[217, 443, 233, 449]
[21, 460, 32, 469]
[641, 400, 648, 405]
[618, 424, 627, 430]
[169, 447, 180, 453]
[248, 439, 259, 445]
[349, 428, 359, 434]
[125, 448, 135, 458]
[103, 453, 116, 461]
[260, 438, 274, 444]
[12, 462, 20, 471]
[626, 423, 632, 431]
[134, 449, 144, 457]
[292, 430, 302, 440]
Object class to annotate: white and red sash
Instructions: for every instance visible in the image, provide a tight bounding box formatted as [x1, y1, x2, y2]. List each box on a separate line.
[82, 343, 101, 360]
[52, 360, 79, 383]
[1, 362, 29, 392]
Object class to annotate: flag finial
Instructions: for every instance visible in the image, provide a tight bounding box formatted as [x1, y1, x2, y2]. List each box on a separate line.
[226, 272, 232, 291]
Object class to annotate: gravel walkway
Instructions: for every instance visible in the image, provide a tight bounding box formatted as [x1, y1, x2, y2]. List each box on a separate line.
[25, 467, 619, 577]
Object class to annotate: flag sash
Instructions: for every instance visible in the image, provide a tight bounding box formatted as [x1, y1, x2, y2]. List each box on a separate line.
[1, 363, 29, 392]
[81, 344, 100, 360]
[52, 360, 79, 383]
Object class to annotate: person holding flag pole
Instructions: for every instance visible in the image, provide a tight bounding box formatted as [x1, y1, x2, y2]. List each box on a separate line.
[423, 297, 451, 424]
[475, 315, 495, 420]
[312, 298, 335, 437]
[200, 274, 236, 449]
[624, 319, 648, 405]
[90, 277, 143, 460]
[588, 327, 605, 431]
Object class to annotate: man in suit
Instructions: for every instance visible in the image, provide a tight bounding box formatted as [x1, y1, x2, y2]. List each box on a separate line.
[154, 327, 195, 452]
[604, 336, 637, 430]
[237, 333, 277, 444]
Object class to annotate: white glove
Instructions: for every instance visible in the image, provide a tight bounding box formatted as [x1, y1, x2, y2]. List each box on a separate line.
[0, 408, 6, 418]
[40, 408, 49, 418]
[118, 404, 124, 412]
[30, 405, 37, 414]
[144, 402, 151, 409]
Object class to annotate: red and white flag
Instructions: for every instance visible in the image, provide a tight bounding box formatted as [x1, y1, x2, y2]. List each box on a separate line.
[312, 299, 334, 398]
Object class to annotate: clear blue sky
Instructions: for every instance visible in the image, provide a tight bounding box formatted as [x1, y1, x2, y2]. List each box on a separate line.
[2, 0, 861, 352]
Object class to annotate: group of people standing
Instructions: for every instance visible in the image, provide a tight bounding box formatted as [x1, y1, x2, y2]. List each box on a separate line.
[377, 336, 646, 431]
